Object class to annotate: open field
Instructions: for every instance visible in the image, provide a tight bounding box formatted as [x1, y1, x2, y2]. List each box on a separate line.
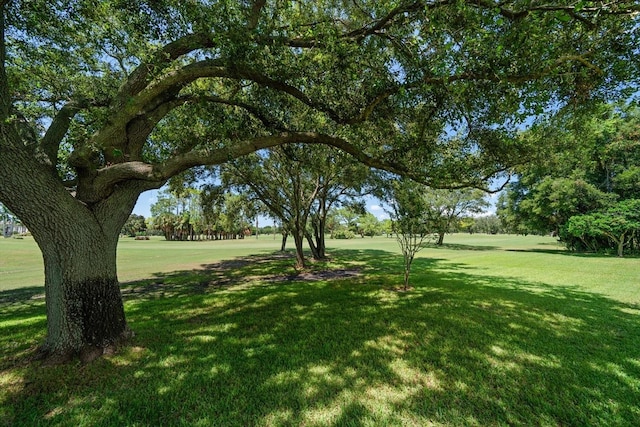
[1, 234, 639, 426]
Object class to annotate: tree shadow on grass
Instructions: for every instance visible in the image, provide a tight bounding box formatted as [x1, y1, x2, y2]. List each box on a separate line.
[506, 248, 640, 259]
[0, 286, 44, 306]
[119, 251, 362, 300]
[2, 249, 640, 426]
[0, 287, 47, 372]
[426, 242, 500, 251]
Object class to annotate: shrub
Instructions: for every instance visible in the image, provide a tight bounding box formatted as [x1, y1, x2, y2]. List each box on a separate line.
[333, 229, 356, 239]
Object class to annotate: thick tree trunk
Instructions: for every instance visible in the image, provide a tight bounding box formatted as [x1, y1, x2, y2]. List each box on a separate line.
[437, 231, 445, 245]
[0, 137, 147, 362]
[38, 229, 131, 362]
[31, 206, 140, 363]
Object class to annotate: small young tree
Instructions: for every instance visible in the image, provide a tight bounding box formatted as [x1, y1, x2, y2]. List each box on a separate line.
[384, 179, 434, 291]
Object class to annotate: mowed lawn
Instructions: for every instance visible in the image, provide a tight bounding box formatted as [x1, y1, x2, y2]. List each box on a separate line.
[1, 234, 639, 426]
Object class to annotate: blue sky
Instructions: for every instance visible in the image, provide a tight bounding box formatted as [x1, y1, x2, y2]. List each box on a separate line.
[132, 189, 159, 218]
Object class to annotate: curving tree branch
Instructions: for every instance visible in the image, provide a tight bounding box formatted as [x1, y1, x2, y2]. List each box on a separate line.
[247, 0, 267, 30]
[39, 101, 85, 165]
[117, 32, 217, 102]
[92, 129, 510, 201]
[191, 95, 288, 131]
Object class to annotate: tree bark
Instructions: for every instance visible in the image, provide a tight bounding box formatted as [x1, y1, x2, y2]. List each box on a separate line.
[305, 231, 320, 260]
[403, 256, 413, 291]
[437, 231, 445, 245]
[38, 229, 131, 362]
[292, 232, 306, 269]
[617, 233, 625, 257]
[311, 218, 327, 259]
[0, 135, 146, 362]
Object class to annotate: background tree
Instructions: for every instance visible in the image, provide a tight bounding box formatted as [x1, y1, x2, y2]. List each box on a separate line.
[151, 185, 256, 240]
[500, 177, 615, 235]
[330, 205, 367, 238]
[358, 212, 382, 237]
[0, 202, 25, 237]
[380, 219, 394, 238]
[150, 190, 184, 238]
[325, 209, 343, 239]
[1, 1, 637, 361]
[121, 214, 147, 237]
[424, 188, 489, 245]
[199, 184, 226, 240]
[223, 145, 318, 268]
[225, 144, 372, 265]
[307, 148, 374, 257]
[220, 193, 256, 239]
[566, 199, 640, 256]
[151, 188, 203, 240]
[498, 104, 640, 246]
[335, 207, 362, 235]
[471, 215, 505, 235]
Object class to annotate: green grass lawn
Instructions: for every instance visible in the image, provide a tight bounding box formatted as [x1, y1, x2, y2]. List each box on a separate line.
[1, 234, 639, 426]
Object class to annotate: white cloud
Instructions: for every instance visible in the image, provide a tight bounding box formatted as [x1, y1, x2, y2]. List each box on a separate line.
[368, 204, 389, 220]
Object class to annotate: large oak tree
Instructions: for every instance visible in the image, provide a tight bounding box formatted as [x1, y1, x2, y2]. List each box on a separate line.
[0, 1, 637, 361]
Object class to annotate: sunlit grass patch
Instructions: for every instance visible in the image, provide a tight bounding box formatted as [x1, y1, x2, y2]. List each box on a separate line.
[1, 235, 640, 425]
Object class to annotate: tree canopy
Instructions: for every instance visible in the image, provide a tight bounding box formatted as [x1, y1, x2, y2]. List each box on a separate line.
[1, 1, 638, 361]
[421, 188, 489, 244]
[3, 1, 638, 206]
[497, 104, 640, 254]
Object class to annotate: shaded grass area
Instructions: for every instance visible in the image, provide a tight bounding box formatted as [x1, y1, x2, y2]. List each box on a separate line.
[2, 246, 640, 426]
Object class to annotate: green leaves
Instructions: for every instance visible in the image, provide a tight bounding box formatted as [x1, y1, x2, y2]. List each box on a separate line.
[3, 0, 640, 216]
[555, 11, 572, 23]
[499, 103, 640, 236]
[565, 199, 640, 256]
